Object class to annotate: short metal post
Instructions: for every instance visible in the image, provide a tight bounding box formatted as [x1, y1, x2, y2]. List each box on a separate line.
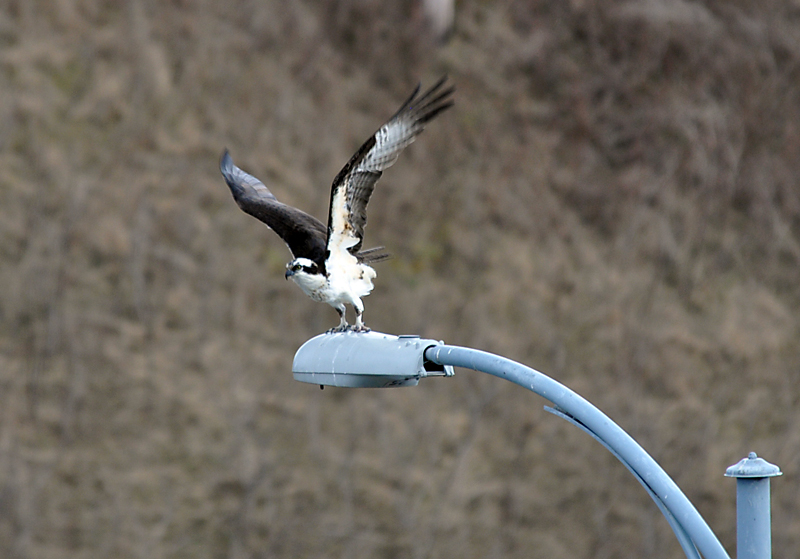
[725, 452, 782, 559]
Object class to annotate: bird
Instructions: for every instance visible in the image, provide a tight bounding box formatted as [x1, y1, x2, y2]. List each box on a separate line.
[220, 76, 454, 333]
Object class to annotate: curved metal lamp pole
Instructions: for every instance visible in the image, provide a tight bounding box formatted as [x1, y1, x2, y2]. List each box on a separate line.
[292, 332, 733, 559]
[424, 343, 730, 559]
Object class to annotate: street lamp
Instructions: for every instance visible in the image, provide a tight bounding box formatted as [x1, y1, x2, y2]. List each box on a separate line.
[293, 331, 780, 559]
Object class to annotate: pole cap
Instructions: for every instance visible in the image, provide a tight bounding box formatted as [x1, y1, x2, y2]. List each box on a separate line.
[724, 452, 782, 478]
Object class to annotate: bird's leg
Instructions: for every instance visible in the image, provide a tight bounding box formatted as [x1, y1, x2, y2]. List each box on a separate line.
[327, 304, 349, 334]
[351, 301, 370, 333]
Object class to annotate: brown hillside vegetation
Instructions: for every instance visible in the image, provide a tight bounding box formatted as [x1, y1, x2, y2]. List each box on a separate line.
[2, 0, 800, 557]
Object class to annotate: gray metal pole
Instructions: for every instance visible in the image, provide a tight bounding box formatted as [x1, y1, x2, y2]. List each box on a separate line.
[291, 332, 736, 559]
[425, 343, 731, 559]
[725, 452, 781, 559]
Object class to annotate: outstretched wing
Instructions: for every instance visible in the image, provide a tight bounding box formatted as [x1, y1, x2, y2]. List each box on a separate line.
[326, 76, 455, 256]
[220, 150, 328, 265]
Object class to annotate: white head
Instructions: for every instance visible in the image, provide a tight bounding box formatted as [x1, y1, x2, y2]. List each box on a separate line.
[284, 258, 328, 299]
[285, 257, 321, 279]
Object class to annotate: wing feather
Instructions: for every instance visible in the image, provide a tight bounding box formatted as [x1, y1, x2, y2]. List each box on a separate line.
[220, 150, 328, 266]
[326, 76, 454, 255]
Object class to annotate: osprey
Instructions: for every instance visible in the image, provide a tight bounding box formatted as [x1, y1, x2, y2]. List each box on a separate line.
[220, 77, 454, 332]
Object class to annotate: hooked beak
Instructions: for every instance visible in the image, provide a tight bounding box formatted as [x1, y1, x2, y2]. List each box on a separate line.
[285, 268, 294, 280]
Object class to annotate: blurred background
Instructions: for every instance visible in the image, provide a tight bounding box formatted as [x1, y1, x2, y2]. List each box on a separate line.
[2, 0, 800, 557]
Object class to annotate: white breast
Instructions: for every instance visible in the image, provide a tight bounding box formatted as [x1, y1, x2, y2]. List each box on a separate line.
[290, 272, 330, 302]
[326, 256, 376, 304]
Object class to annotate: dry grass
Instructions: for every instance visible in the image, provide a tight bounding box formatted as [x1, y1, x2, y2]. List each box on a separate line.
[2, 0, 800, 557]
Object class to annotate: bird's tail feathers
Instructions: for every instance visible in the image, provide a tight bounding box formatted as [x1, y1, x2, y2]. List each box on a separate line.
[356, 246, 392, 264]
